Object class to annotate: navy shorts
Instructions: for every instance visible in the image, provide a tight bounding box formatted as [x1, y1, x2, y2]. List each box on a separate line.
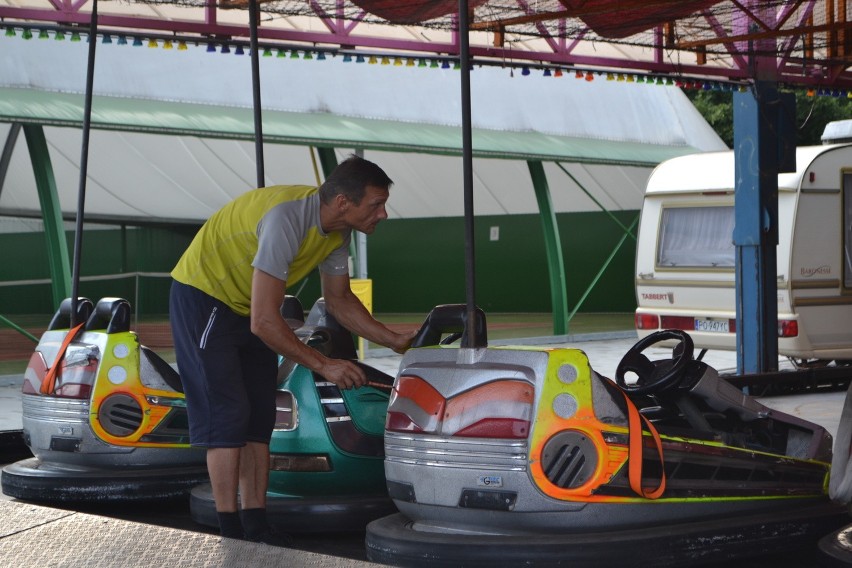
[169, 280, 278, 448]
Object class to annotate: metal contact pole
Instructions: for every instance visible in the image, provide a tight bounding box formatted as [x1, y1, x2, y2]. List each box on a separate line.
[248, 0, 265, 187]
[70, 0, 99, 326]
[458, 0, 478, 348]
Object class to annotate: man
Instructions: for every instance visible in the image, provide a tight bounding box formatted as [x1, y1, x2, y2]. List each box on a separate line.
[169, 155, 417, 544]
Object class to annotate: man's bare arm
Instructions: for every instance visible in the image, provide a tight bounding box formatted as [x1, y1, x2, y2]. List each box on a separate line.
[250, 268, 366, 389]
[321, 272, 418, 354]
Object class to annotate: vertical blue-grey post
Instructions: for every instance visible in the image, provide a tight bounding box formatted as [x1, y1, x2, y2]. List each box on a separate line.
[732, 82, 780, 374]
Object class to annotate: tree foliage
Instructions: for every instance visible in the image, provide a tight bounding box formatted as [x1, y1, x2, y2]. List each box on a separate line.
[684, 89, 852, 148]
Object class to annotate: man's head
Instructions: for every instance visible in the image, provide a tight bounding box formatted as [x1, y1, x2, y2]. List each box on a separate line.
[319, 155, 393, 205]
[318, 155, 394, 235]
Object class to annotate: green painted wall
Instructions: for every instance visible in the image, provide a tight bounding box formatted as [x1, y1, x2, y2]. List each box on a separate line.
[368, 210, 639, 313]
[0, 231, 55, 314]
[0, 209, 638, 317]
[0, 225, 197, 316]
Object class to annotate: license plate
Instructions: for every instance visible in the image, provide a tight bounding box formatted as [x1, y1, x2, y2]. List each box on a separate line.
[694, 319, 729, 333]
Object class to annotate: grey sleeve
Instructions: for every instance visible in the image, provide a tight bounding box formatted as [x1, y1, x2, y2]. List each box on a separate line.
[319, 230, 352, 275]
[252, 202, 303, 281]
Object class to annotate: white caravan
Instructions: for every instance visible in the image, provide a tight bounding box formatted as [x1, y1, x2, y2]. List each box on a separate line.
[634, 127, 852, 365]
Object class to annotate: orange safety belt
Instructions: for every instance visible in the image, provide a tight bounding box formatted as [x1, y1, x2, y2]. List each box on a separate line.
[622, 390, 666, 499]
[40, 323, 85, 395]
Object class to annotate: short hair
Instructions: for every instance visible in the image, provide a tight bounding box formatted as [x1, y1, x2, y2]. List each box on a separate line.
[318, 154, 393, 205]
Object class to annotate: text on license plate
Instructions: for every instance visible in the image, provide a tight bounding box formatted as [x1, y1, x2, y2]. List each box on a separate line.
[694, 319, 729, 333]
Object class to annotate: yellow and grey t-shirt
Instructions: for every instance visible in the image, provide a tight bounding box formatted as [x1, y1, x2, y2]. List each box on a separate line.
[172, 185, 350, 316]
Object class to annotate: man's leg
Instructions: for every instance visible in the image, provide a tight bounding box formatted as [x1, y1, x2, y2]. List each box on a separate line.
[238, 441, 289, 544]
[238, 441, 270, 510]
[207, 447, 242, 512]
[236, 334, 282, 543]
[206, 447, 244, 538]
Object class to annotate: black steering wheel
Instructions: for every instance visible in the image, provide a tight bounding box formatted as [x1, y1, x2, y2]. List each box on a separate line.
[615, 330, 694, 396]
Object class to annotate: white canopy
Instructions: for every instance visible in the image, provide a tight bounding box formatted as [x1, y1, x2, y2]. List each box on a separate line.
[0, 38, 726, 224]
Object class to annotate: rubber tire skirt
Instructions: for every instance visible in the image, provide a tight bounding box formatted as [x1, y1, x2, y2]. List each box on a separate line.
[819, 522, 852, 566]
[1, 457, 209, 502]
[366, 504, 851, 567]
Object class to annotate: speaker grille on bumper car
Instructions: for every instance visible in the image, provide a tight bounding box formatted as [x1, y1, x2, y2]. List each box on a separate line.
[98, 394, 143, 436]
[541, 430, 599, 489]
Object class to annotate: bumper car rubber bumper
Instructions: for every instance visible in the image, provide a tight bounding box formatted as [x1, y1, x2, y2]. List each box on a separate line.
[1, 457, 209, 502]
[190, 482, 398, 533]
[819, 523, 852, 566]
[366, 504, 851, 568]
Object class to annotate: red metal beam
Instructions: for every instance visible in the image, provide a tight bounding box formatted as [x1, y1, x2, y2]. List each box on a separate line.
[1, 1, 849, 88]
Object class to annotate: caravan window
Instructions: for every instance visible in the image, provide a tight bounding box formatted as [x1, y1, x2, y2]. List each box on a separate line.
[657, 206, 735, 268]
[844, 173, 852, 288]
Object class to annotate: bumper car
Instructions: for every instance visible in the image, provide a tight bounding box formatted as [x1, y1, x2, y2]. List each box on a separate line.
[818, 379, 852, 566]
[1, 297, 208, 502]
[189, 297, 398, 533]
[366, 305, 850, 567]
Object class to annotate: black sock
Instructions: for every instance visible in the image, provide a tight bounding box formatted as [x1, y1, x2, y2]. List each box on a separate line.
[239, 507, 269, 538]
[217, 511, 244, 539]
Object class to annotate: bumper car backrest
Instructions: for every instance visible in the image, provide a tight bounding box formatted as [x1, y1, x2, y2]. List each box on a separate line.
[411, 304, 487, 348]
[682, 360, 769, 421]
[48, 297, 93, 330]
[280, 295, 305, 328]
[85, 298, 131, 333]
[302, 298, 358, 359]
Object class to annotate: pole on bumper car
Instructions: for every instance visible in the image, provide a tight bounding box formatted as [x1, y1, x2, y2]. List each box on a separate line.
[70, 0, 99, 326]
[458, 0, 482, 349]
[248, 0, 265, 187]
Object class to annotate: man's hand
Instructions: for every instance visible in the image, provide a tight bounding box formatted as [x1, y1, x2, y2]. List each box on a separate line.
[322, 272, 427, 355]
[319, 358, 367, 390]
[389, 328, 420, 354]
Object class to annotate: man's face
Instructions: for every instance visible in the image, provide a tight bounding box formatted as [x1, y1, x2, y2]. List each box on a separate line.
[343, 185, 389, 234]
